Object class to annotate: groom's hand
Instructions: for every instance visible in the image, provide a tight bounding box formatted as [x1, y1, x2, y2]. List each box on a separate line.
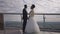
[22, 17, 23, 20]
[27, 17, 29, 19]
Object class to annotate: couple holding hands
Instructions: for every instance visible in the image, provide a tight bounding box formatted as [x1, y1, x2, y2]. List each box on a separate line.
[22, 4, 40, 34]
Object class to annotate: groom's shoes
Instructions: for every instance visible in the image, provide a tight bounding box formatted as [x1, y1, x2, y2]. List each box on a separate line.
[23, 32, 26, 34]
[23, 32, 25, 34]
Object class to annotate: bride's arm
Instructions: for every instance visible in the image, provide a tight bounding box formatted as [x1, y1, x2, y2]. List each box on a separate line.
[29, 11, 32, 18]
[29, 11, 32, 15]
[29, 9, 34, 18]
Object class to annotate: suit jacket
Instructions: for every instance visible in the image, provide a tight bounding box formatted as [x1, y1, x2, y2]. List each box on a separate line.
[23, 8, 27, 20]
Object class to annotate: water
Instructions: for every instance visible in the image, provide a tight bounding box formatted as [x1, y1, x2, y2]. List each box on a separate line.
[5, 21, 60, 31]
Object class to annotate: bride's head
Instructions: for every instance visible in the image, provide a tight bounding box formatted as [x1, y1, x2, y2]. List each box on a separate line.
[31, 4, 35, 9]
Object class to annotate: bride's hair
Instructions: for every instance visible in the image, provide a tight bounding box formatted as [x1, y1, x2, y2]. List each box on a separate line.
[31, 4, 35, 9]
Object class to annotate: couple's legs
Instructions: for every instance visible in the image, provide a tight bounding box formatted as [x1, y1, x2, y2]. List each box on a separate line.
[23, 20, 27, 34]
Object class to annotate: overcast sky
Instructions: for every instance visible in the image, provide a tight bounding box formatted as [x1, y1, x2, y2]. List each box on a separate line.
[0, 0, 60, 13]
[0, 0, 60, 22]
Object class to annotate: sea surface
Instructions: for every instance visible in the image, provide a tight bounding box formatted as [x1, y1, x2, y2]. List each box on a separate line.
[5, 21, 60, 30]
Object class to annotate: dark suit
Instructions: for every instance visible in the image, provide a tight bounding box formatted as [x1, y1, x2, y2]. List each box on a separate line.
[23, 8, 27, 33]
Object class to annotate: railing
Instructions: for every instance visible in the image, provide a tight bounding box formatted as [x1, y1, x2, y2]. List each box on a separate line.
[1, 13, 60, 27]
[2, 13, 60, 26]
[1, 13, 60, 15]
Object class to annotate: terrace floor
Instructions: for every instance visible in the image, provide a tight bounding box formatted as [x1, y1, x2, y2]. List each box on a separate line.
[0, 29, 60, 34]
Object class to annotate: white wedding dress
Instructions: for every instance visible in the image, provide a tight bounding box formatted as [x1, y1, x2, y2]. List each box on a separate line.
[25, 9, 40, 34]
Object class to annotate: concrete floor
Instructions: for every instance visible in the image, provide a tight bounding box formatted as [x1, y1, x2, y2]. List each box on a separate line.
[0, 29, 60, 34]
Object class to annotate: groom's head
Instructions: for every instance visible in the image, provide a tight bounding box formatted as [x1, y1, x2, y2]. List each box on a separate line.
[24, 5, 27, 8]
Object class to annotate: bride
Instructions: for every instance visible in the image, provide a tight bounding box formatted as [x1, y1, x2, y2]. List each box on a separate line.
[25, 4, 40, 34]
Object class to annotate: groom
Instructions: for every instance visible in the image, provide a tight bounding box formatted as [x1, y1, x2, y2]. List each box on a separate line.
[22, 5, 28, 34]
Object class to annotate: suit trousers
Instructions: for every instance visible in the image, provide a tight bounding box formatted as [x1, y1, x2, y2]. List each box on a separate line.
[23, 19, 27, 33]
